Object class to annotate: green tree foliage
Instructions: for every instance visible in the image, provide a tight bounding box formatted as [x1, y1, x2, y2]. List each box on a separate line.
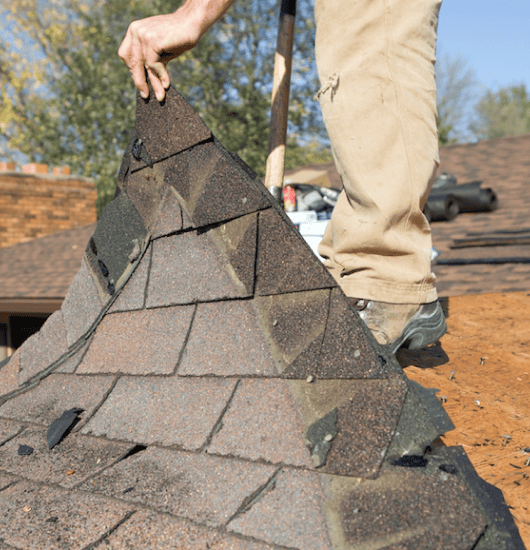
[0, 0, 326, 214]
[471, 83, 530, 140]
[435, 52, 480, 145]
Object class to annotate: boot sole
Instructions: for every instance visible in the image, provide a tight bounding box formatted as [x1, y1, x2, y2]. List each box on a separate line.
[389, 302, 447, 355]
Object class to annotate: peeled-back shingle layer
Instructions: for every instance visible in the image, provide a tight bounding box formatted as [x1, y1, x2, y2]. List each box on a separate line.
[0, 86, 524, 550]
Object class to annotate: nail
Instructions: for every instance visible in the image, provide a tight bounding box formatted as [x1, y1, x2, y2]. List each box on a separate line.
[440, 395, 447, 404]
[526, 456, 530, 467]
[503, 434, 511, 446]
[306, 375, 314, 383]
[480, 357, 486, 365]
[449, 371, 455, 380]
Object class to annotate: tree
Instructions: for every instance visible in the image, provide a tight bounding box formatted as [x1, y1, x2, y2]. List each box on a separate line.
[435, 52, 479, 145]
[471, 83, 530, 140]
[0, 0, 326, 214]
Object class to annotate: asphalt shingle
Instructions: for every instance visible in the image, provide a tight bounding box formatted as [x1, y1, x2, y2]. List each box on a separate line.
[0, 84, 521, 549]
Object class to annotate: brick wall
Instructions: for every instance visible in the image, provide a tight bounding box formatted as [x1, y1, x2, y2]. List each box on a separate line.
[0, 164, 97, 249]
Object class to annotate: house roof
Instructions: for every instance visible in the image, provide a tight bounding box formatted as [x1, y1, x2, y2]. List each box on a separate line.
[0, 86, 522, 549]
[0, 224, 95, 314]
[433, 134, 530, 296]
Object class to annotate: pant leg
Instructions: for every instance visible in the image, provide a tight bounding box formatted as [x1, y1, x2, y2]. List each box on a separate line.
[315, 0, 442, 304]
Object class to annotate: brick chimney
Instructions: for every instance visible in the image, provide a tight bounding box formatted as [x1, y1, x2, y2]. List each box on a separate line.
[52, 166, 71, 176]
[22, 163, 49, 174]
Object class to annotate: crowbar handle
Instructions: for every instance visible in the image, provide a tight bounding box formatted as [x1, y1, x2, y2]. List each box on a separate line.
[265, 0, 297, 206]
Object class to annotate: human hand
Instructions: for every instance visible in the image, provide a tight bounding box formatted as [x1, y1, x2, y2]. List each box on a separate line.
[118, 10, 201, 102]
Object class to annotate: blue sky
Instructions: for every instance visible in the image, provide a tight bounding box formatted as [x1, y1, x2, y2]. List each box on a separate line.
[437, 1, 530, 91]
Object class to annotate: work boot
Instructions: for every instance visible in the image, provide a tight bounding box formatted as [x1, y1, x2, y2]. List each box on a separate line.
[349, 298, 447, 354]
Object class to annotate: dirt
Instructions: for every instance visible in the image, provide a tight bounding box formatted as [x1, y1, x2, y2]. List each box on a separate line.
[397, 291, 530, 547]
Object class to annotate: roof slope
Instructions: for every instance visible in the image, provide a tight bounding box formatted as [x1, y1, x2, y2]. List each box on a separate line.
[0, 87, 523, 549]
[433, 134, 530, 296]
[0, 225, 95, 310]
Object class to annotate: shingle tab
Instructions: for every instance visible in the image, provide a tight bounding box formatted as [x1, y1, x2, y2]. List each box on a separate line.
[82, 376, 237, 450]
[80, 447, 276, 527]
[0, 426, 131, 488]
[146, 224, 253, 307]
[0, 481, 133, 550]
[178, 300, 278, 376]
[17, 310, 69, 385]
[61, 258, 104, 347]
[0, 373, 114, 427]
[228, 470, 333, 550]
[0, 352, 20, 397]
[339, 462, 487, 549]
[130, 86, 212, 171]
[255, 208, 337, 296]
[99, 509, 276, 550]
[77, 306, 194, 375]
[84, 190, 148, 301]
[208, 380, 313, 467]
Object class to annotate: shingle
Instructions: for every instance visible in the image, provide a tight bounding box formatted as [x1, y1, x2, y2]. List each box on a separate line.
[164, 141, 271, 228]
[17, 310, 69, 385]
[146, 223, 253, 307]
[130, 86, 211, 172]
[150, 184, 191, 238]
[0, 481, 133, 550]
[281, 289, 388, 380]
[122, 165, 167, 230]
[178, 300, 278, 377]
[81, 376, 237, 450]
[98, 509, 276, 550]
[208, 379, 312, 468]
[253, 289, 330, 374]
[0, 373, 115, 427]
[286, 377, 407, 478]
[61, 258, 104, 347]
[84, 190, 148, 301]
[0, 425, 132, 488]
[0, 419, 22, 446]
[0, 352, 20, 397]
[55, 337, 92, 373]
[78, 306, 194, 375]
[227, 469, 332, 550]
[255, 208, 337, 296]
[339, 462, 486, 549]
[108, 244, 151, 313]
[80, 447, 276, 527]
[322, 376, 407, 478]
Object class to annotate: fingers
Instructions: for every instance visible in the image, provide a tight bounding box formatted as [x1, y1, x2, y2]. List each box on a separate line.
[146, 62, 171, 102]
[119, 20, 171, 102]
[118, 24, 150, 99]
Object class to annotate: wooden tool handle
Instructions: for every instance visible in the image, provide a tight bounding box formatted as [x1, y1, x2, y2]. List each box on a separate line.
[265, 0, 296, 202]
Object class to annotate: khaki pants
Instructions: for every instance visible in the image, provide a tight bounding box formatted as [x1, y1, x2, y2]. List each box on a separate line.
[315, 0, 442, 304]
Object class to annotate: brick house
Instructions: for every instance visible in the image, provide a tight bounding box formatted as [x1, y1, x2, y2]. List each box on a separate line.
[0, 163, 97, 359]
[0, 162, 96, 249]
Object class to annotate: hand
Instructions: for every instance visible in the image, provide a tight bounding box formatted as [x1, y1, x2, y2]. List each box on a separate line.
[118, 10, 201, 102]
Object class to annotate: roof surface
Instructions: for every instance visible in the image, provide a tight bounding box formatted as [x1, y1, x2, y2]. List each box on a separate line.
[433, 134, 530, 296]
[0, 87, 524, 549]
[0, 225, 95, 310]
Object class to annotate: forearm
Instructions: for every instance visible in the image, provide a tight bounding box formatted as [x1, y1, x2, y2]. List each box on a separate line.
[178, 0, 237, 41]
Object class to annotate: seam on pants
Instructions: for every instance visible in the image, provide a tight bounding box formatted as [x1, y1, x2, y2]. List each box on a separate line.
[382, 0, 431, 304]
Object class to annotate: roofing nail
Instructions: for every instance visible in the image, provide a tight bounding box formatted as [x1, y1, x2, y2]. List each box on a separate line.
[354, 349, 361, 358]
[503, 434, 511, 446]
[324, 434, 333, 442]
[306, 375, 314, 383]
[440, 395, 447, 404]
[480, 357, 486, 365]
[449, 371, 455, 380]
[526, 456, 530, 467]
[272, 320, 278, 326]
